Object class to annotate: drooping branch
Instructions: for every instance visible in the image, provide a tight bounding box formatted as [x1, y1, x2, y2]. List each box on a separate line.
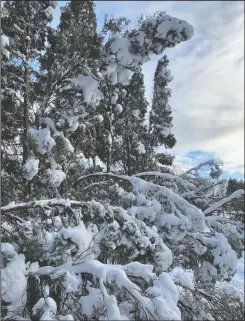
[72, 172, 134, 188]
[203, 189, 245, 216]
[182, 159, 217, 175]
[1, 198, 83, 214]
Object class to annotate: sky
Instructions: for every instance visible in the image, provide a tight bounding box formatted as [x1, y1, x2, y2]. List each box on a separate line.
[52, 1, 244, 180]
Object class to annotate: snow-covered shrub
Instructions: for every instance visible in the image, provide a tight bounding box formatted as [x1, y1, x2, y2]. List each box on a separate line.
[1, 171, 244, 320]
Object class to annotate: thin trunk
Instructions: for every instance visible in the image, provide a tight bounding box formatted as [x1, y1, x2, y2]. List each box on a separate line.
[23, 22, 31, 199]
[92, 156, 96, 169]
[124, 97, 131, 176]
[23, 54, 29, 165]
[106, 107, 112, 173]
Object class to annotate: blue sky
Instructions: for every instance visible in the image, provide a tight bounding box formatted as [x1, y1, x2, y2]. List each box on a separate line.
[52, 1, 244, 180]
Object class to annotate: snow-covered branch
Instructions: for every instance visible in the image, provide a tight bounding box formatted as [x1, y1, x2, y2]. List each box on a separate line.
[203, 189, 245, 216]
[183, 159, 217, 175]
[1, 198, 82, 214]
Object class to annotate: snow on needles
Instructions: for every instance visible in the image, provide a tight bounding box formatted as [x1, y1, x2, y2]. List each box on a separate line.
[71, 13, 194, 107]
[22, 158, 39, 180]
[1, 34, 10, 59]
[203, 189, 244, 215]
[28, 127, 55, 155]
[1, 244, 27, 317]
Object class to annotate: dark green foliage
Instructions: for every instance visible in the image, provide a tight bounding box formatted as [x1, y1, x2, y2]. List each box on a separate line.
[1, 0, 54, 203]
[148, 55, 176, 166]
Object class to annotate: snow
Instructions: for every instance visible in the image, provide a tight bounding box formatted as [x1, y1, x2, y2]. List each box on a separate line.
[62, 135, 74, 153]
[115, 103, 123, 114]
[71, 75, 103, 105]
[28, 127, 55, 155]
[44, 6, 53, 19]
[111, 93, 118, 104]
[22, 158, 39, 180]
[136, 142, 146, 154]
[71, 13, 194, 109]
[61, 220, 93, 257]
[41, 169, 66, 188]
[135, 30, 145, 46]
[170, 267, 194, 290]
[58, 315, 74, 321]
[32, 297, 57, 320]
[1, 34, 10, 59]
[121, 88, 127, 96]
[94, 114, 104, 123]
[217, 252, 244, 302]
[161, 127, 171, 137]
[35, 258, 181, 320]
[110, 38, 133, 66]
[1, 198, 82, 213]
[3, 8, 243, 319]
[1, 244, 27, 316]
[203, 189, 244, 215]
[27, 262, 39, 274]
[211, 232, 238, 279]
[41, 117, 57, 133]
[99, 279, 127, 320]
[107, 133, 112, 146]
[79, 287, 103, 318]
[117, 67, 134, 85]
[132, 109, 140, 119]
[61, 112, 79, 132]
[156, 15, 194, 41]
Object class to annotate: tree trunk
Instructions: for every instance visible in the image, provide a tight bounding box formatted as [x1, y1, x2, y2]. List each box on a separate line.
[23, 22, 32, 199]
[124, 96, 132, 176]
[106, 108, 112, 173]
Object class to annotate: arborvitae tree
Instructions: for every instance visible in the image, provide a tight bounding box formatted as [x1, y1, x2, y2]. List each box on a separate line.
[226, 178, 241, 196]
[33, 0, 102, 196]
[149, 55, 176, 165]
[224, 178, 245, 223]
[107, 67, 149, 175]
[1, 0, 56, 203]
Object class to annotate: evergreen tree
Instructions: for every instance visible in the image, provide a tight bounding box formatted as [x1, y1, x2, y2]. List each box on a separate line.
[109, 67, 149, 175]
[226, 178, 239, 196]
[33, 0, 102, 196]
[225, 178, 244, 223]
[1, 0, 56, 203]
[149, 55, 176, 165]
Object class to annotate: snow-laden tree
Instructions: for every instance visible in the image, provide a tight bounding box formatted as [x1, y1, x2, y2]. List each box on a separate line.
[135, 159, 225, 207]
[31, 0, 102, 198]
[1, 168, 244, 320]
[2, 6, 244, 321]
[1, 0, 57, 202]
[22, 10, 195, 185]
[148, 55, 176, 166]
[223, 178, 244, 223]
[108, 67, 150, 175]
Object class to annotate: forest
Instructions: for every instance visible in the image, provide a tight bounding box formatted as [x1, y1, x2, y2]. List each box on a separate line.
[1, 1, 244, 320]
